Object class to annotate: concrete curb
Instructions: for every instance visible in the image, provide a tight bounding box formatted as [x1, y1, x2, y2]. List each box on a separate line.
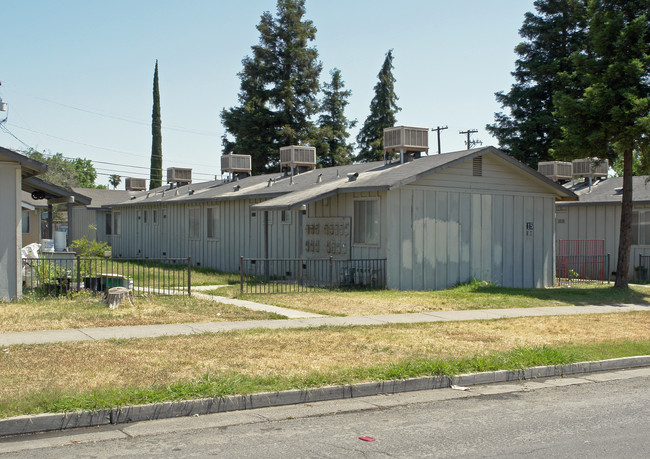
[2, 355, 649, 438]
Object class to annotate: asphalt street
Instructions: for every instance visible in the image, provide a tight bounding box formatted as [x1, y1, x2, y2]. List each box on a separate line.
[2, 367, 649, 458]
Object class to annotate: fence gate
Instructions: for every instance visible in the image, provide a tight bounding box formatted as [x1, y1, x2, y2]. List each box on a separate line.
[557, 239, 609, 283]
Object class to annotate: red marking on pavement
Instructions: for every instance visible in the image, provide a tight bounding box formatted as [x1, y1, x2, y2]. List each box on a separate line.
[359, 436, 376, 442]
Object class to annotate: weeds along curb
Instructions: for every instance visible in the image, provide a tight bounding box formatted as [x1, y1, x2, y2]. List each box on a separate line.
[2, 355, 649, 438]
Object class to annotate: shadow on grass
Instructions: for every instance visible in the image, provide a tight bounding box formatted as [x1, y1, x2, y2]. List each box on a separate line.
[454, 281, 650, 306]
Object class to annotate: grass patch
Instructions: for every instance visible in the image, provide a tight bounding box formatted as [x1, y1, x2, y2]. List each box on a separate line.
[1, 311, 648, 418]
[234, 282, 650, 316]
[0, 292, 284, 332]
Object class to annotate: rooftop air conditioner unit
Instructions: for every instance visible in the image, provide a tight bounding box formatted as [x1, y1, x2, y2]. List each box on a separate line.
[537, 161, 573, 182]
[167, 167, 192, 185]
[221, 154, 252, 175]
[572, 158, 608, 179]
[125, 177, 147, 191]
[383, 126, 429, 154]
[280, 145, 316, 172]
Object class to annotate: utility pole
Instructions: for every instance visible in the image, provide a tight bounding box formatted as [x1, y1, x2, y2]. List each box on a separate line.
[459, 129, 482, 150]
[431, 126, 448, 154]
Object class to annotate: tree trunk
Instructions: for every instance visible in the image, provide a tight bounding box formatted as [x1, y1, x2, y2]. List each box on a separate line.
[106, 287, 133, 309]
[615, 149, 634, 288]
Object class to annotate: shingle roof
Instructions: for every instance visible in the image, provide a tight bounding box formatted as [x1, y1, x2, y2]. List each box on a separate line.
[71, 188, 137, 209]
[558, 176, 650, 206]
[111, 146, 576, 209]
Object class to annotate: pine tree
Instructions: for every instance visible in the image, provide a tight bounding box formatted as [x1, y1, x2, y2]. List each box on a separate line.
[356, 50, 401, 163]
[486, 0, 587, 168]
[221, 0, 322, 175]
[554, 0, 650, 288]
[313, 69, 356, 167]
[150, 60, 163, 189]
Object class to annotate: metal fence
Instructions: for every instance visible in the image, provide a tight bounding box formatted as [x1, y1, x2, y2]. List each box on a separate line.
[556, 254, 610, 284]
[240, 257, 386, 294]
[22, 256, 192, 297]
[637, 254, 650, 282]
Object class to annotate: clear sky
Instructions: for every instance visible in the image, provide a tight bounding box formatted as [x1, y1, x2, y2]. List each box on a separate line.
[0, 0, 535, 188]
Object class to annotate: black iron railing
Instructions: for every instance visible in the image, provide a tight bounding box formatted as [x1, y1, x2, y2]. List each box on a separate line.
[240, 257, 386, 294]
[556, 254, 610, 284]
[22, 256, 191, 297]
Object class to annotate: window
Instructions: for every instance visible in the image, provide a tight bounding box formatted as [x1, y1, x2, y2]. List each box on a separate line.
[207, 206, 220, 239]
[144, 210, 149, 224]
[113, 212, 121, 236]
[153, 210, 158, 224]
[281, 210, 291, 224]
[353, 199, 380, 245]
[188, 208, 200, 239]
[105, 213, 112, 235]
[632, 211, 650, 245]
[22, 210, 30, 234]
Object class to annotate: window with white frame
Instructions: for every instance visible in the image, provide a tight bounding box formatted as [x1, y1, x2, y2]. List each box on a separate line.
[353, 199, 380, 245]
[144, 210, 149, 224]
[207, 206, 220, 239]
[188, 208, 200, 239]
[153, 209, 158, 224]
[632, 211, 650, 245]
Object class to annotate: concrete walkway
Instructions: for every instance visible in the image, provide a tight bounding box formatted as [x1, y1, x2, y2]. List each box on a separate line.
[1, 299, 648, 346]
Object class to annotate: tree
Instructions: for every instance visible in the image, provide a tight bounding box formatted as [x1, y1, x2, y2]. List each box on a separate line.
[108, 174, 122, 190]
[221, 0, 322, 174]
[356, 50, 401, 163]
[313, 68, 356, 167]
[150, 60, 163, 189]
[553, 0, 650, 288]
[486, 0, 588, 168]
[26, 150, 101, 189]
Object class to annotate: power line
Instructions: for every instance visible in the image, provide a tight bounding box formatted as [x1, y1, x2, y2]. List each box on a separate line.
[2, 80, 219, 137]
[431, 126, 448, 154]
[459, 129, 482, 150]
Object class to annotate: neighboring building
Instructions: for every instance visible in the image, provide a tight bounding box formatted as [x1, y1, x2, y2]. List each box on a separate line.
[111, 146, 576, 290]
[556, 176, 650, 279]
[69, 188, 137, 246]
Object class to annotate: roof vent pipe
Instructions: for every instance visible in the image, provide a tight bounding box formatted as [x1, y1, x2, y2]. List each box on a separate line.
[347, 172, 359, 182]
[316, 174, 322, 184]
[233, 185, 240, 192]
[267, 178, 273, 187]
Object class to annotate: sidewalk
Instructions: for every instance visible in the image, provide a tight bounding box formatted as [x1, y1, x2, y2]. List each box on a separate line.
[1, 295, 648, 346]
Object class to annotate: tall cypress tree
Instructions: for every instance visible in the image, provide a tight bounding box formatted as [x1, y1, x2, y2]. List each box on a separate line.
[554, 0, 650, 288]
[221, 0, 322, 174]
[356, 50, 401, 163]
[150, 60, 163, 190]
[486, 0, 587, 168]
[314, 68, 356, 167]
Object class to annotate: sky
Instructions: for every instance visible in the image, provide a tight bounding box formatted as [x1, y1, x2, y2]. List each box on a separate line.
[0, 0, 536, 188]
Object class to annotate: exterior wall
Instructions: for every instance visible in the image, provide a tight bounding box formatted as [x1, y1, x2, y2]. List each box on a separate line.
[556, 203, 650, 279]
[0, 162, 22, 300]
[111, 199, 268, 272]
[70, 207, 98, 243]
[386, 187, 555, 290]
[384, 155, 557, 290]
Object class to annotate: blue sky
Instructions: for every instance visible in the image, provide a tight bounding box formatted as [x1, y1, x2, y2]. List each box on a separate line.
[0, 0, 535, 187]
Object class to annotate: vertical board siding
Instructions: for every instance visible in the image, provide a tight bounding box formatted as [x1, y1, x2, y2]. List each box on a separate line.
[388, 186, 556, 290]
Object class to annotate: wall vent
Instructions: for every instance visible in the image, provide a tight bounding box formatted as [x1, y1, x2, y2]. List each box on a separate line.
[125, 177, 147, 191]
[473, 157, 483, 177]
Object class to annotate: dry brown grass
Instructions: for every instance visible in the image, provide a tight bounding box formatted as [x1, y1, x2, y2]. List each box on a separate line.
[0, 294, 282, 333]
[2, 312, 648, 404]
[239, 284, 650, 316]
